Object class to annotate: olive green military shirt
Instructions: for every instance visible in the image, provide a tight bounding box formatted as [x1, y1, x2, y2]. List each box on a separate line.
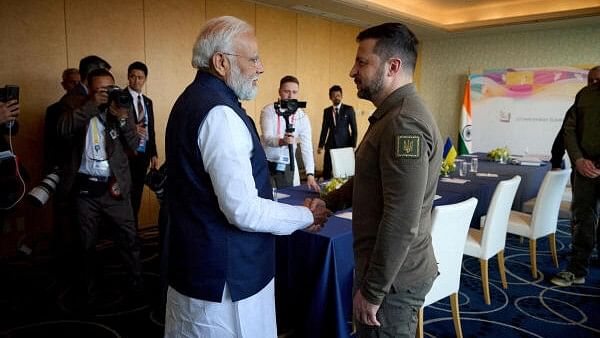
[564, 84, 600, 163]
[326, 83, 442, 305]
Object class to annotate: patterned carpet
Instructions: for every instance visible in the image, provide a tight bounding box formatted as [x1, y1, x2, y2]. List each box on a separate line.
[422, 220, 600, 338]
[0, 220, 598, 338]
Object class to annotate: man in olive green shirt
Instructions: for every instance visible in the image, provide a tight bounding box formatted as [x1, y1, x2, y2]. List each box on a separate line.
[551, 66, 600, 287]
[324, 23, 442, 337]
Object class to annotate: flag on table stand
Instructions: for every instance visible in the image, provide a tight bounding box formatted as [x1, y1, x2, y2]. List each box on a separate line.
[442, 137, 457, 165]
[458, 79, 472, 155]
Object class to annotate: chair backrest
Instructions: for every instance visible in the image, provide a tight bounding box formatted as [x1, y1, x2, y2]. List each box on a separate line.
[530, 169, 571, 239]
[424, 198, 478, 306]
[330, 147, 355, 178]
[480, 175, 521, 259]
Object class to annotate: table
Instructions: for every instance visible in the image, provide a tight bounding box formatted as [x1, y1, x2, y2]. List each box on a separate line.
[275, 158, 549, 337]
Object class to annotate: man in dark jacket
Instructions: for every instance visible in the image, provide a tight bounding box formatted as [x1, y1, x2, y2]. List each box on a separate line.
[318, 85, 357, 179]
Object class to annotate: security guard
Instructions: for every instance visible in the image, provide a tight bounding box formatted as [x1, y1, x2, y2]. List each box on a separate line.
[552, 66, 600, 287]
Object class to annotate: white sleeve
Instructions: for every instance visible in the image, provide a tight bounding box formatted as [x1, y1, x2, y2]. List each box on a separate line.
[260, 104, 280, 147]
[296, 110, 315, 174]
[198, 105, 314, 235]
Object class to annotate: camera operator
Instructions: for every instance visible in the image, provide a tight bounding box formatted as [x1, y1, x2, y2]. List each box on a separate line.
[260, 75, 319, 191]
[57, 68, 143, 304]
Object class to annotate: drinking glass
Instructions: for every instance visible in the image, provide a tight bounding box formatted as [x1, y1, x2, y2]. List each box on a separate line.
[470, 158, 478, 173]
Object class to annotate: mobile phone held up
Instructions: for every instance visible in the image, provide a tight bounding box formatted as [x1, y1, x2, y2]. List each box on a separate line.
[0, 85, 20, 128]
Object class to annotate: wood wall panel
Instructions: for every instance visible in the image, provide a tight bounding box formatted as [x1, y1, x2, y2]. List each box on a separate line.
[64, 0, 145, 85]
[138, 0, 205, 227]
[254, 6, 297, 125]
[296, 15, 332, 169]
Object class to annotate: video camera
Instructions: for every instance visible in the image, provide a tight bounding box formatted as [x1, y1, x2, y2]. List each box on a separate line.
[274, 99, 306, 118]
[105, 85, 131, 108]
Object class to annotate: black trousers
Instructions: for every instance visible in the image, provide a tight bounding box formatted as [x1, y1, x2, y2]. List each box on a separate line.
[129, 154, 150, 228]
[77, 188, 141, 296]
[568, 172, 600, 277]
[323, 147, 333, 180]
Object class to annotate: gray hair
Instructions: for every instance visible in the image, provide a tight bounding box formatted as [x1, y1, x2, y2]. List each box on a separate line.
[191, 16, 253, 70]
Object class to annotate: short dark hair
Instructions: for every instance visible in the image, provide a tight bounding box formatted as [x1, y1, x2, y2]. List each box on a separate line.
[79, 55, 111, 81]
[87, 68, 114, 86]
[62, 68, 79, 80]
[329, 85, 342, 96]
[128, 61, 148, 77]
[280, 75, 299, 88]
[356, 23, 418, 73]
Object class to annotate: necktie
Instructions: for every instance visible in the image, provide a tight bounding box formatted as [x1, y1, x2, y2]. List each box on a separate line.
[332, 107, 338, 127]
[137, 95, 145, 122]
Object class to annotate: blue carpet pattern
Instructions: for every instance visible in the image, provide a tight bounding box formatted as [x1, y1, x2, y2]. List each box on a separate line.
[422, 220, 600, 338]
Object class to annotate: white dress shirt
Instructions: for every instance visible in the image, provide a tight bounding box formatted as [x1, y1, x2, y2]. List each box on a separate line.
[260, 103, 316, 186]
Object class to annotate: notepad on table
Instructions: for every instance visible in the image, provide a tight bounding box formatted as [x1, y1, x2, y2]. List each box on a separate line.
[335, 211, 353, 220]
[440, 177, 470, 184]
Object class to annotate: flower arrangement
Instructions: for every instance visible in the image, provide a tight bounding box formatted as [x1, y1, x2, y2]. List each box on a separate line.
[440, 161, 456, 177]
[320, 177, 348, 197]
[487, 147, 510, 163]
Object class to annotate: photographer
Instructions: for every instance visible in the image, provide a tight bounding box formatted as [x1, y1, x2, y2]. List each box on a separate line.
[260, 75, 319, 191]
[57, 68, 143, 304]
[1, 100, 22, 211]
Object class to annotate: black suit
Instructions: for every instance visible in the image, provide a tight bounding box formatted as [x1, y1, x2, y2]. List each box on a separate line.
[125, 89, 157, 227]
[318, 103, 357, 179]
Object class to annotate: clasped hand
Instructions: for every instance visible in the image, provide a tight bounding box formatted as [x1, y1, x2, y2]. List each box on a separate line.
[303, 197, 331, 232]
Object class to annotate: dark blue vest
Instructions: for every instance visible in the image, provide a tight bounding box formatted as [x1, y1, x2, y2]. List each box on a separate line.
[165, 71, 274, 302]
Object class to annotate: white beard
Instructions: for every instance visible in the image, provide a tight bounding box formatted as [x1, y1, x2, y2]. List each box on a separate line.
[226, 59, 258, 100]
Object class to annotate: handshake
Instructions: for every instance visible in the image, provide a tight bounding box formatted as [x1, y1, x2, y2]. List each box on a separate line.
[303, 197, 332, 232]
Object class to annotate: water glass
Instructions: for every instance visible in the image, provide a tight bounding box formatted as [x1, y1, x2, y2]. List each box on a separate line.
[273, 187, 278, 202]
[470, 158, 478, 173]
[458, 161, 467, 177]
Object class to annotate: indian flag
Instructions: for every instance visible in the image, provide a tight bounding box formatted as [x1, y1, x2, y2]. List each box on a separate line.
[458, 79, 472, 155]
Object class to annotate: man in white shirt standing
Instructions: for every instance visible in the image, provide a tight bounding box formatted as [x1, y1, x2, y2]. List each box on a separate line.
[164, 16, 329, 338]
[260, 75, 320, 191]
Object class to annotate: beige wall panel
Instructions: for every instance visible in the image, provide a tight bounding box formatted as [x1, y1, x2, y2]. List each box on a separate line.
[0, 0, 67, 237]
[328, 23, 373, 150]
[254, 6, 297, 126]
[205, 0, 259, 116]
[138, 0, 205, 228]
[296, 15, 331, 172]
[65, 0, 145, 86]
[0, 0, 68, 174]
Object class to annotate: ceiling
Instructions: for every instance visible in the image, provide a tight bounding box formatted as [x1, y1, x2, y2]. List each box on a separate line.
[248, 0, 600, 38]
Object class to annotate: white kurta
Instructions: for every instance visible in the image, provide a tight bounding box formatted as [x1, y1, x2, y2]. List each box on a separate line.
[164, 105, 313, 338]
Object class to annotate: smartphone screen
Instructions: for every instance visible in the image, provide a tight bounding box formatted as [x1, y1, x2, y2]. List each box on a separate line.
[5, 85, 19, 102]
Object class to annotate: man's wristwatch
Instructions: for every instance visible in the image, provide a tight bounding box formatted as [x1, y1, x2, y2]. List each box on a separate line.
[306, 173, 314, 177]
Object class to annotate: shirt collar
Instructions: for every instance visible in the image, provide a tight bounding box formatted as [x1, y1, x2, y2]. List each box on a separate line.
[369, 83, 416, 122]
